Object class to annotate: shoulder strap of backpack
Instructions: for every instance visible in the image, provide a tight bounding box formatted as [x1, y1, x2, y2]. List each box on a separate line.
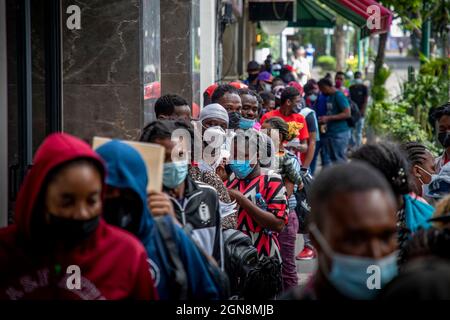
[154, 217, 189, 300]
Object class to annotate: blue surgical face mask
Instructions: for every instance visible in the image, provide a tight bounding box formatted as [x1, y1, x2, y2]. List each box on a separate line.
[239, 118, 256, 130]
[310, 223, 398, 300]
[229, 159, 254, 179]
[308, 94, 318, 102]
[163, 161, 188, 189]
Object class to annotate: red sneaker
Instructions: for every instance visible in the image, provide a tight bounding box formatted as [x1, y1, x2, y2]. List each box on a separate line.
[296, 246, 316, 260]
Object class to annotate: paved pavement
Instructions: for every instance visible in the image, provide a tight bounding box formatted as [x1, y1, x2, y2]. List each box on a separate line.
[295, 234, 317, 287]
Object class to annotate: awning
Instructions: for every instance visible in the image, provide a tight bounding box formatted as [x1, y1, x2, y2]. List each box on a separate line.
[318, 0, 393, 38]
[288, 0, 336, 28]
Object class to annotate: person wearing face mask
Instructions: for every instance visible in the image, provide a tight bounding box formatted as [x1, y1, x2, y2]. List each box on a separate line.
[433, 103, 450, 172]
[192, 104, 237, 230]
[256, 71, 274, 93]
[283, 162, 399, 300]
[401, 142, 436, 201]
[140, 120, 224, 269]
[226, 130, 288, 261]
[334, 71, 349, 97]
[288, 82, 318, 171]
[351, 142, 434, 265]
[0, 133, 158, 300]
[317, 78, 351, 165]
[96, 140, 224, 300]
[349, 72, 368, 146]
[244, 60, 261, 91]
[238, 89, 261, 131]
[259, 92, 276, 118]
[260, 87, 309, 164]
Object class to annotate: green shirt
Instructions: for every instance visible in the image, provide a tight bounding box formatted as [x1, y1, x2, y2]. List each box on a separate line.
[325, 91, 350, 135]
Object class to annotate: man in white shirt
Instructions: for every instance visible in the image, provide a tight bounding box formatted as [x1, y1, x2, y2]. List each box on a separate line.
[292, 47, 311, 86]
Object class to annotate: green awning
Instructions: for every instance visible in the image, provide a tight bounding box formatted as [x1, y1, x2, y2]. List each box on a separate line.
[317, 0, 370, 37]
[288, 0, 336, 28]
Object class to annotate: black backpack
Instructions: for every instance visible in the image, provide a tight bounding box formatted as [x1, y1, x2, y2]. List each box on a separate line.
[331, 93, 361, 128]
[154, 217, 230, 300]
[347, 99, 362, 127]
[295, 168, 313, 234]
[223, 229, 282, 300]
[154, 217, 189, 299]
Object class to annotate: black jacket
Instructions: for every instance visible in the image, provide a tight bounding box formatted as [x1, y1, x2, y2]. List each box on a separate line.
[166, 176, 223, 267]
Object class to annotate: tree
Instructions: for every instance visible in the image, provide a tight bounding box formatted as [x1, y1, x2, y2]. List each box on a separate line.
[374, 0, 449, 80]
[334, 17, 346, 71]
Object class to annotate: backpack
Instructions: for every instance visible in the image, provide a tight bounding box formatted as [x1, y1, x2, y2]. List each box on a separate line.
[154, 217, 230, 299]
[294, 168, 313, 234]
[331, 93, 361, 128]
[346, 99, 362, 128]
[223, 229, 282, 300]
[154, 217, 189, 299]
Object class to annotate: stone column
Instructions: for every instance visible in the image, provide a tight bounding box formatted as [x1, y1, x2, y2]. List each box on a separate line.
[160, 0, 193, 105]
[62, 0, 143, 141]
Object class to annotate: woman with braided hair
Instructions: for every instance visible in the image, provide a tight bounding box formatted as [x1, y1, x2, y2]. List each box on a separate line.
[351, 142, 435, 264]
[401, 142, 436, 200]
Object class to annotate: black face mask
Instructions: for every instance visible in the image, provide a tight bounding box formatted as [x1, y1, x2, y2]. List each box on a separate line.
[438, 132, 450, 148]
[248, 73, 258, 82]
[46, 214, 100, 245]
[224, 164, 233, 177]
[228, 111, 242, 130]
[103, 196, 142, 235]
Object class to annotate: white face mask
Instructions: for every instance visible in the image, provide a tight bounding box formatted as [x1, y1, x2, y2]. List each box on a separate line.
[416, 165, 437, 196]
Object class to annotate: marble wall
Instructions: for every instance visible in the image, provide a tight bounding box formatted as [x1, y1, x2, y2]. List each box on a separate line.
[160, 0, 193, 106]
[62, 0, 142, 141]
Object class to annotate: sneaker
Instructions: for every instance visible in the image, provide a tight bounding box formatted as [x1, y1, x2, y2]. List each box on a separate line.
[296, 246, 316, 260]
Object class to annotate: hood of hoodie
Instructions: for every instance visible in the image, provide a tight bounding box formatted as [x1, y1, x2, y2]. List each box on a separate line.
[96, 141, 154, 240]
[14, 133, 106, 241]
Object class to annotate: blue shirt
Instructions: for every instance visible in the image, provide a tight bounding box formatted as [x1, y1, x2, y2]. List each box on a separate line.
[315, 94, 328, 117]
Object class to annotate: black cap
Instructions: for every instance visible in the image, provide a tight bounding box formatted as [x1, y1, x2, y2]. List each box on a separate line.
[247, 60, 260, 72]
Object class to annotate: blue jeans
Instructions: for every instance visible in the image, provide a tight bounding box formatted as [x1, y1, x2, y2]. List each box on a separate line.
[310, 139, 331, 175]
[321, 130, 351, 164]
[350, 117, 365, 148]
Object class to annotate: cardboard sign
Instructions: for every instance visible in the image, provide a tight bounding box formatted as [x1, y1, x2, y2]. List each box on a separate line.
[92, 137, 165, 192]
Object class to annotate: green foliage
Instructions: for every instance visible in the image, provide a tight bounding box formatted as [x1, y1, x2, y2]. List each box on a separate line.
[419, 56, 450, 79]
[397, 57, 450, 149]
[367, 101, 441, 154]
[368, 57, 448, 154]
[256, 26, 271, 49]
[371, 67, 391, 103]
[316, 55, 336, 71]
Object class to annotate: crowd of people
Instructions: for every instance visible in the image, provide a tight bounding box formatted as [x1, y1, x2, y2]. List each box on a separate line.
[1, 54, 450, 301]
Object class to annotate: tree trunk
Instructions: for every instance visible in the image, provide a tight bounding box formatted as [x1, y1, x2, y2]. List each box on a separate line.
[374, 32, 388, 79]
[334, 22, 346, 71]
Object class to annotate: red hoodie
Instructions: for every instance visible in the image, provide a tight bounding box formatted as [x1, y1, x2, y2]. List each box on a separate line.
[0, 133, 158, 300]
